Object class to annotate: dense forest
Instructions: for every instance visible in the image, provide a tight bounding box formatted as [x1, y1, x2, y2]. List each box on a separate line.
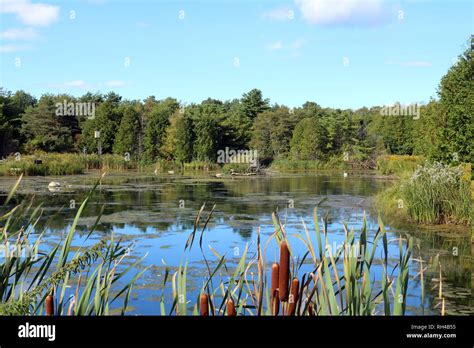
[0, 46, 472, 167]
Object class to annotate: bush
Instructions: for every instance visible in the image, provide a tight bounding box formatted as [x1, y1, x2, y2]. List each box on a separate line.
[376, 155, 425, 175]
[222, 163, 250, 174]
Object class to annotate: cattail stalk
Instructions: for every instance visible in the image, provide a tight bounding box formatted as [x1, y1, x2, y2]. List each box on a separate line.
[288, 278, 300, 316]
[45, 294, 54, 316]
[279, 241, 290, 302]
[227, 298, 236, 316]
[271, 262, 280, 315]
[200, 293, 209, 316]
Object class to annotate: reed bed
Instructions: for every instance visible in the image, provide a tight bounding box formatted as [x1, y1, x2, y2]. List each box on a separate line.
[0, 153, 137, 176]
[376, 155, 425, 176]
[270, 157, 347, 172]
[400, 162, 471, 224]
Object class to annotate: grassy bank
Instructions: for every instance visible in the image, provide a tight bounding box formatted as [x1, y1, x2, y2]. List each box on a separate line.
[377, 162, 471, 225]
[0, 153, 137, 176]
[269, 157, 349, 172]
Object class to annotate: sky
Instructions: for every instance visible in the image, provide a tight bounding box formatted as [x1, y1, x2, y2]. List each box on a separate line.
[0, 0, 472, 109]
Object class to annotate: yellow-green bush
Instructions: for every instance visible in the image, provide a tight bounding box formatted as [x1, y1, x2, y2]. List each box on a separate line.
[376, 155, 425, 175]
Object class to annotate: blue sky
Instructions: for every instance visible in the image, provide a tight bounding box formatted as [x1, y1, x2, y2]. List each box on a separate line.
[0, 0, 472, 109]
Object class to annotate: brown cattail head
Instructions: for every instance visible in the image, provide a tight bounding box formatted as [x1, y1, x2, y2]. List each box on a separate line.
[200, 293, 209, 316]
[271, 289, 280, 315]
[288, 278, 300, 316]
[278, 241, 290, 302]
[226, 298, 236, 316]
[45, 294, 54, 316]
[271, 263, 279, 295]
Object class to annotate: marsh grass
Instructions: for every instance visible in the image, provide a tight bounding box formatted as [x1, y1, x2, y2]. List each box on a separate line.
[400, 162, 471, 224]
[376, 155, 425, 176]
[0, 153, 137, 176]
[377, 162, 471, 225]
[270, 157, 348, 172]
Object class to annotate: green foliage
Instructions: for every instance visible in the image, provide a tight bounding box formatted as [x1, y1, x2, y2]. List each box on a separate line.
[143, 98, 179, 161]
[192, 104, 222, 162]
[436, 45, 473, 163]
[114, 103, 142, 159]
[241, 88, 269, 121]
[20, 95, 74, 152]
[290, 117, 328, 160]
[79, 92, 123, 154]
[221, 162, 250, 174]
[251, 106, 297, 159]
[174, 113, 194, 163]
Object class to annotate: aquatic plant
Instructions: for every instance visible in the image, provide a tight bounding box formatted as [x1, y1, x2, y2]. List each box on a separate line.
[0, 174, 147, 315]
[401, 162, 471, 224]
[376, 155, 425, 176]
[162, 203, 427, 316]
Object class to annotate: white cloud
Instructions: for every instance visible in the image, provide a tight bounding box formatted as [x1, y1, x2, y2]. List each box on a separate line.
[0, 44, 32, 52]
[105, 80, 127, 87]
[0, 0, 59, 27]
[263, 6, 294, 21]
[267, 41, 283, 51]
[295, 0, 385, 26]
[0, 27, 39, 40]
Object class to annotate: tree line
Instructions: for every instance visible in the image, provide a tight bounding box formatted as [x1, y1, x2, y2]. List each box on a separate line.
[0, 45, 472, 166]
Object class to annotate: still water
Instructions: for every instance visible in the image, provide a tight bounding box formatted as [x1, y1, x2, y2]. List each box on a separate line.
[1, 171, 471, 315]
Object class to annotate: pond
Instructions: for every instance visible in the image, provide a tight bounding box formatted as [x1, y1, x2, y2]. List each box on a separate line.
[0, 171, 471, 315]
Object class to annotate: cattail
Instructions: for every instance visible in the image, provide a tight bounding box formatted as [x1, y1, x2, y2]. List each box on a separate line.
[226, 298, 236, 316]
[272, 289, 280, 315]
[288, 278, 300, 316]
[45, 294, 54, 316]
[200, 293, 209, 316]
[278, 241, 290, 302]
[271, 263, 280, 315]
